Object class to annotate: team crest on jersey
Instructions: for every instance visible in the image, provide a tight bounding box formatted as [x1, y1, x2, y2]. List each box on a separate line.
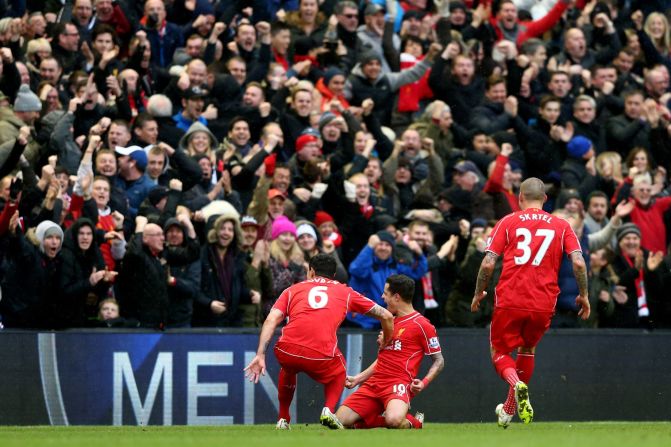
[429, 337, 440, 349]
[397, 328, 406, 337]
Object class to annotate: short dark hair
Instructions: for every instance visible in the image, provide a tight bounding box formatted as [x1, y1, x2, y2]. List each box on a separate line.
[586, 190, 608, 208]
[228, 116, 249, 132]
[309, 253, 337, 279]
[271, 21, 291, 36]
[486, 74, 505, 90]
[134, 112, 156, 131]
[386, 274, 415, 303]
[539, 95, 560, 109]
[91, 24, 118, 45]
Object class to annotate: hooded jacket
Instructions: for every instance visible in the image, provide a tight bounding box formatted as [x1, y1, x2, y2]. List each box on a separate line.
[0, 220, 63, 328]
[163, 218, 201, 327]
[58, 218, 109, 327]
[196, 212, 251, 327]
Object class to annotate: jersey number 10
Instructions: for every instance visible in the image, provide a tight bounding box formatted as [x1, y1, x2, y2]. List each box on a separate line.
[514, 228, 555, 266]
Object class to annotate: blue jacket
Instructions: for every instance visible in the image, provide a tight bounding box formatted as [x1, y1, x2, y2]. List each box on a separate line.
[347, 245, 428, 329]
[557, 228, 590, 312]
[146, 22, 183, 68]
[115, 174, 155, 217]
[172, 112, 207, 132]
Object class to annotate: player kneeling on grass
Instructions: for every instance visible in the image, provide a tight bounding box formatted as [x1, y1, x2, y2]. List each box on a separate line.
[335, 274, 444, 429]
[244, 253, 394, 430]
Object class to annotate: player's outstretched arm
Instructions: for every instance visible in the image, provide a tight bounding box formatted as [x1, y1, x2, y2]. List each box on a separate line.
[365, 304, 394, 347]
[410, 352, 444, 394]
[243, 308, 284, 383]
[471, 252, 498, 312]
[345, 360, 378, 389]
[570, 251, 591, 320]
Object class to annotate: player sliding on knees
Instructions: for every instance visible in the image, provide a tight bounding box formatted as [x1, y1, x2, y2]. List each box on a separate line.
[244, 253, 394, 430]
[335, 274, 444, 429]
[471, 177, 590, 428]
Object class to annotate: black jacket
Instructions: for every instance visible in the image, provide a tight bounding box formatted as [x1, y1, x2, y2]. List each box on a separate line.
[58, 218, 110, 328]
[196, 244, 251, 327]
[117, 233, 170, 328]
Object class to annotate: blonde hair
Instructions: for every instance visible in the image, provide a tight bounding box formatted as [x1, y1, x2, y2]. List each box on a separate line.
[269, 238, 304, 265]
[595, 151, 623, 183]
[26, 38, 52, 57]
[644, 12, 671, 55]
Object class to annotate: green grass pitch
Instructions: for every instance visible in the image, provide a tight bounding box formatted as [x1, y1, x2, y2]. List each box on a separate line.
[1, 423, 670, 447]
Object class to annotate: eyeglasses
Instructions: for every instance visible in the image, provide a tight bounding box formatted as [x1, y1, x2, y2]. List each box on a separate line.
[341, 14, 358, 19]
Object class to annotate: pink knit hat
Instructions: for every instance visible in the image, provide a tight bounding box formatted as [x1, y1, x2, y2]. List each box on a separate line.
[271, 215, 297, 240]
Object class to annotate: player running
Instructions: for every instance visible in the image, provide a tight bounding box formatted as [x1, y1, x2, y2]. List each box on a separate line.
[471, 177, 590, 428]
[244, 253, 394, 430]
[335, 274, 444, 429]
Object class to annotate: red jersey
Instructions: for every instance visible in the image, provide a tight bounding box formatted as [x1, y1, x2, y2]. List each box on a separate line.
[273, 277, 376, 357]
[486, 208, 581, 312]
[373, 312, 441, 384]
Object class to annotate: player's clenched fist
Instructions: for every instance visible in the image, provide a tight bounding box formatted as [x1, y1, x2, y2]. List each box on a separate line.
[345, 375, 362, 389]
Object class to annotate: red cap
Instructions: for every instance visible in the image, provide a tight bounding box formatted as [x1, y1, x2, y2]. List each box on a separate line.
[268, 188, 286, 200]
[314, 210, 335, 228]
[295, 134, 320, 153]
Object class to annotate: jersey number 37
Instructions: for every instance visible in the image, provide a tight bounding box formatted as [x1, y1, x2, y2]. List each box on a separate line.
[514, 228, 555, 266]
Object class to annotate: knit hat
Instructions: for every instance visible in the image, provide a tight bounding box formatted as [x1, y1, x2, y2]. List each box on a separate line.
[318, 112, 337, 133]
[296, 134, 320, 153]
[14, 85, 42, 112]
[148, 186, 169, 206]
[296, 223, 317, 240]
[364, 3, 385, 16]
[163, 217, 183, 232]
[35, 220, 64, 253]
[115, 145, 148, 171]
[240, 215, 259, 228]
[376, 230, 396, 249]
[323, 67, 345, 86]
[359, 50, 382, 66]
[271, 215, 297, 240]
[471, 218, 487, 229]
[314, 210, 335, 228]
[449, 1, 467, 13]
[567, 136, 593, 159]
[616, 223, 641, 242]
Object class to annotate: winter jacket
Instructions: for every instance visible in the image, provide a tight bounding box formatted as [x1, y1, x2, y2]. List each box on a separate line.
[0, 226, 62, 329]
[348, 245, 428, 329]
[344, 58, 431, 126]
[164, 220, 201, 327]
[58, 218, 110, 327]
[117, 233, 170, 328]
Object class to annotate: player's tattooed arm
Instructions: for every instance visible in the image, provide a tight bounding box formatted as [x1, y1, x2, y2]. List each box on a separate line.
[570, 251, 591, 320]
[366, 304, 394, 347]
[472, 252, 497, 312]
[570, 251, 589, 297]
[474, 252, 498, 295]
[425, 352, 445, 382]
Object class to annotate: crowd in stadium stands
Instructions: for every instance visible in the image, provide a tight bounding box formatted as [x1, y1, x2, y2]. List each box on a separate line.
[1, 0, 671, 331]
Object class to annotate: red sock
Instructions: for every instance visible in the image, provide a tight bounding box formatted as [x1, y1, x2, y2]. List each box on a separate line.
[278, 368, 296, 422]
[406, 413, 422, 429]
[503, 386, 516, 414]
[323, 371, 346, 412]
[516, 353, 535, 384]
[492, 351, 519, 387]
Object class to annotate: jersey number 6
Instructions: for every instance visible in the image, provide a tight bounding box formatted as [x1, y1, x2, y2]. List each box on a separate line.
[308, 286, 329, 309]
[514, 228, 555, 266]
